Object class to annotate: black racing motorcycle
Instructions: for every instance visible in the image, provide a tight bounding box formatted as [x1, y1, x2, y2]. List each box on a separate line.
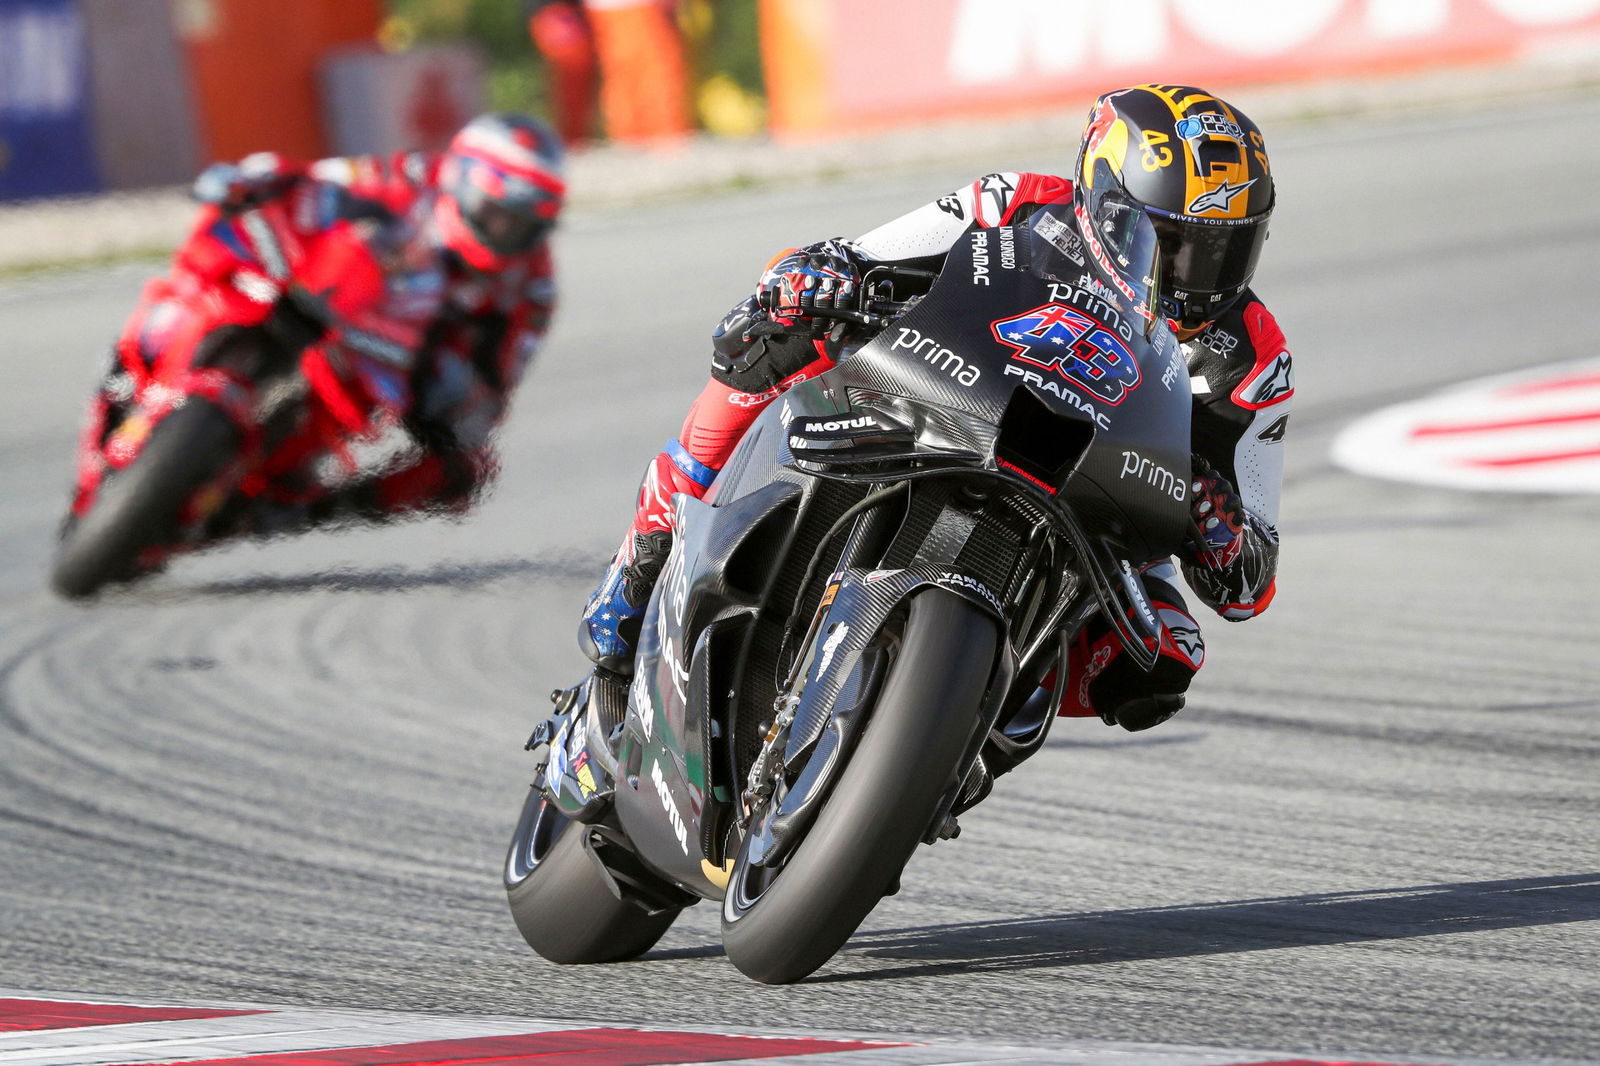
[505, 174, 1194, 983]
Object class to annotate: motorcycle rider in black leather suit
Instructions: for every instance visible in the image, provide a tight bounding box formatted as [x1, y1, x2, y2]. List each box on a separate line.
[577, 84, 1292, 741]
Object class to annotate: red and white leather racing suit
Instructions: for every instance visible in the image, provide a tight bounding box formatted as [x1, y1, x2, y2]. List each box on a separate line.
[99, 151, 557, 526]
[292, 152, 558, 516]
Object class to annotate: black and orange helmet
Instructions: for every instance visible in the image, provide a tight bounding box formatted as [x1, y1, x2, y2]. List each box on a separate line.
[1072, 85, 1274, 330]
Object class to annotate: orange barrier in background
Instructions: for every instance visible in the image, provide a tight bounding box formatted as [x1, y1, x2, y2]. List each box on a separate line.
[586, 0, 692, 143]
[178, 0, 384, 162]
[759, 0, 1600, 139]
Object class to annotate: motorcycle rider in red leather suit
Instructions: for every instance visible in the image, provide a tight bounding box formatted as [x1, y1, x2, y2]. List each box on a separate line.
[578, 84, 1292, 742]
[88, 113, 565, 536]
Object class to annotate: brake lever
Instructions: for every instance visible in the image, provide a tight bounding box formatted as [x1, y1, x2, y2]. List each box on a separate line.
[804, 305, 884, 330]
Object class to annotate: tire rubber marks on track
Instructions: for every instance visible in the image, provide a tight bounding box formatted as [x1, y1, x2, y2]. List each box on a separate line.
[1332, 358, 1600, 493]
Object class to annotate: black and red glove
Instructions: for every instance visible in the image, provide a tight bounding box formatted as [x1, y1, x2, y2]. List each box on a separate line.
[1185, 456, 1246, 570]
[755, 239, 859, 329]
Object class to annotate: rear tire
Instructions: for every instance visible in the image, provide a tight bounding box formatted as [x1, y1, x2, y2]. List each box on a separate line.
[720, 589, 998, 983]
[51, 398, 240, 599]
[504, 788, 681, 964]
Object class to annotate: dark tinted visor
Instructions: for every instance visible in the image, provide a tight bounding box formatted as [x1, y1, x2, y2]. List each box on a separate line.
[1148, 210, 1269, 303]
[460, 189, 549, 255]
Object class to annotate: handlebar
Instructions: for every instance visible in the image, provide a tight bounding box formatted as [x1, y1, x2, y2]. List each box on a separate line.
[766, 263, 938, 333]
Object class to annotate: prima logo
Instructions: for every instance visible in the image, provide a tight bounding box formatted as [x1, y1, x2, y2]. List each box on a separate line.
[1120, 449, 1186, 501]
[890, 327, 981, 386]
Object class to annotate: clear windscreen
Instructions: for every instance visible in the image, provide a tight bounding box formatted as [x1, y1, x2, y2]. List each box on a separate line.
[1026, 160, 1162, 332]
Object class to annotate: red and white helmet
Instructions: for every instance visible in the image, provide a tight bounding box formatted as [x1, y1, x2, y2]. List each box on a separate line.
[436, 113, 565, 271]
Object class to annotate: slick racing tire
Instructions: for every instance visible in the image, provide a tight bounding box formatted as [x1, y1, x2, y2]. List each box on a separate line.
[51, 398, 240, 599]
[504, 788, 681, 964]
[721, 589, 999, 984]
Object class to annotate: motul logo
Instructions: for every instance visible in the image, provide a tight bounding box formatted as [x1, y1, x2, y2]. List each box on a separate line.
[650, 759, 689, 855]
[804, 416, 877, 433]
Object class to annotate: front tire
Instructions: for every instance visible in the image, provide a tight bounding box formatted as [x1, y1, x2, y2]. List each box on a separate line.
[504, 788, 681, 964]
[51, 398, 240, 598]
[721, 589, 999, 984]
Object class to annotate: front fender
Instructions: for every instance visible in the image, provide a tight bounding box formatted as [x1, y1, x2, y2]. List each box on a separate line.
[743, 570, 1013, 869]
[783, 565, 1007, 766]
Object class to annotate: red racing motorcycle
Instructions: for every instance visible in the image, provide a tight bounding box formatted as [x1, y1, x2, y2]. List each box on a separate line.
[52, 197, 432, 598]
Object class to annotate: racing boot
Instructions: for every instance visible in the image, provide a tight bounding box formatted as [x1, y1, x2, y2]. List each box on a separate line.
[1060, 567, 1204, 732]
[578, 528, 674, 674]
[1105, 692, 1186, 732]
[578, 441, 718, 674]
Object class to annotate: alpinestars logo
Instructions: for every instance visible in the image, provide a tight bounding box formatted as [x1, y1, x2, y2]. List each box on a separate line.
[1156, 604, 1205, 669]
[975, 173, 1015, 226]
[992, 302, 1141, 405]
[1235, 351, 1294, 409]
[1187, 179, 1256, 216]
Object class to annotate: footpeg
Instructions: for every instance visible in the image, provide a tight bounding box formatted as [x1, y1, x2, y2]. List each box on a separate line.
[524, 718, 558, 752]
[529, 680, 586, 750]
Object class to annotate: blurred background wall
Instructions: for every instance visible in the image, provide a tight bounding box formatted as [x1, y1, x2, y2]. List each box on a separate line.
[762, 0, 1600, 135]
[2, 0, 1599, 202]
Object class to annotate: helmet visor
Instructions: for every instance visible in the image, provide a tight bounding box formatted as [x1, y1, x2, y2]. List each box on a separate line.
[1148, 209, 1269, 308]
[452, 157, 558, 256]
[465, 195, 548, 255]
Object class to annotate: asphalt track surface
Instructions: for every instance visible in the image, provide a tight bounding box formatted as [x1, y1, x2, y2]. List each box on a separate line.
[2, 96, 1599, 1064]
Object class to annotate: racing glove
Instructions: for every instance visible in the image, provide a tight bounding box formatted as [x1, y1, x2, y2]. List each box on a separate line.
[755, 239, 860, 330]
[192, 152, 299, 212]
[1184, 455, 1245, 570]
[1180, 454, 1281, 620]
